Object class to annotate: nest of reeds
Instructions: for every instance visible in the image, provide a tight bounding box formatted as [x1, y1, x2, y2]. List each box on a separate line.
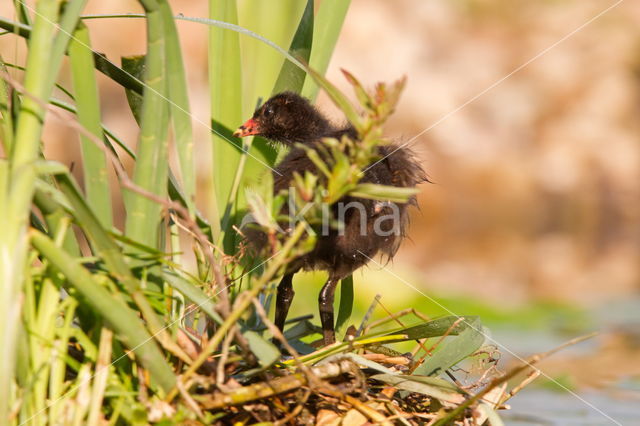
[165, 299, 591, 425]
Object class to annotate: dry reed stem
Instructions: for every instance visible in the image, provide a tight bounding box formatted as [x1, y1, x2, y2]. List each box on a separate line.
[196, 359, 361, 410]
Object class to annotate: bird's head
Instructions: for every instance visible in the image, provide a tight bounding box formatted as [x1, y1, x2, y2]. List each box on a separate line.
[233, 92, 330, 146]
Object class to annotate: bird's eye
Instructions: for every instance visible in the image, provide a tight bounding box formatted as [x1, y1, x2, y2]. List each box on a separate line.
[264, 107, 274, 117]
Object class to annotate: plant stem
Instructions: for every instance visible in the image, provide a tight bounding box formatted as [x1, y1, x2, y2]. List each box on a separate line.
[167, 221, 308, 401]
[0, 1, 60, 418]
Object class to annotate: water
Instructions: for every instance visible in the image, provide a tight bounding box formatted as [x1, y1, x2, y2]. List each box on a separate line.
[505, 389, 639, 425]
[493, 297, 640, 425]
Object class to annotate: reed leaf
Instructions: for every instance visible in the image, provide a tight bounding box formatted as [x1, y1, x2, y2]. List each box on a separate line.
[271, 0, 314, 95]
[0, 0, 80, 418]
[301, 0, 351, 100]
[30, 230, 176, 393]
[160, 1, 196, 214]
[69, 23, 113, 227]
[413, 316, 486, 377]
[0, 57, 13, 153]
[336, 275, 354, 336]
[124, 4, 170, 251]
[209, 0, 243, 242]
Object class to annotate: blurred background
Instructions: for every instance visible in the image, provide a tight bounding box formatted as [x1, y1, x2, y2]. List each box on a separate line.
[329, 0, 640, 306]
[327, 2, 640, 421]
[2, 0, 639, 422]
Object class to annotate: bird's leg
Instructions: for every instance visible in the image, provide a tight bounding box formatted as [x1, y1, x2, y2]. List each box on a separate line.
[318, 277, 340, 346]
[274, 273, 295, 342]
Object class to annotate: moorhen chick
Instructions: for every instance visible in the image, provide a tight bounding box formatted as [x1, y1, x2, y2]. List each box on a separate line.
[233, 92, 425, 346]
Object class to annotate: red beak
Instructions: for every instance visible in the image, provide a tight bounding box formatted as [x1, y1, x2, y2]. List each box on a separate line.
[233, 118, 260, 137]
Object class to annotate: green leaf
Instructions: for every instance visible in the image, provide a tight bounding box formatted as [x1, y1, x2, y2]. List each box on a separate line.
[69, 23, 113, 228]
[301, 0, 352, 100]
[30, 230, 176, 393]
[301, 145, 332, 178]
[379, 316, 475, 343]
[209, 0, 243, 241]
[371, 374, 465, 404]
[478, 403, 506, 426]
[272, 0, 314, 95]
[335, 275, 354, 336]
[0, 1, 87, 415]
[0, 57, 14, 153]
[243, 330, 280, 368]
[246, 188, 277, 229]
[283, 319, 318, 341]
[413, 317, 486, 377]
[306, 66, 363, 133]
[95, 51, 145, 94]
[33, 160, 70, 177]
[52, 171, 175, 349]
[124, 6, 170, 252]
[341, 69, 373, 111]
[327, 150, 353, 201]
[350, 183, 419, 203]
[160, 1, 196, 215]
[121, 55, 145, 125]
[239, 0, 305, 113]
[13, 0, 32, 26]
[162, 271, 223, 325]
[33, 182, 80, 256]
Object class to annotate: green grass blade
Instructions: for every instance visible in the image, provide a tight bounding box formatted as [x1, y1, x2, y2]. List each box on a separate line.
[350, 183, 419, 203]
[266, 0, 314, 163]
[371, 374, 463, 403]
[301, 0, 351, 100]
[0, 1, 62, 418]
[40, 173, 141, 291]
[271, 0, 314, 95]
[51, 172, 175, 348]
[335, 275, 354, 335]
[48, 298, 77, 423]
[13, 0, 32, 26]
[124, 4, 169, 251]
[7, 0, 59, 228]
[69, 23, 113, 228]
[43, 0, 89, 83]
[238, 0, 305, 114]
[50, 95, 212, 236]
[0, 57, 14, 153]
[121, 55, 145, 125]
[413, 317, 486, 377]
[243, 330, 279, 368]
[160, 1, 196, 215]
[306, 66, 363, 132]
[87, 328, 113, 426]
[233, 0, 307, 206]
[94, 52, 145, 93]
[213, 1, 309, 251]
[77, 14, 307, 74]
[30, 277, 60, 423]
[30, 230, 176, 393]
[163, 272, 223, 324]
[33, 188, 81, 256]
[386, 316, 473, 339]
[209, 0, 242, 241]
